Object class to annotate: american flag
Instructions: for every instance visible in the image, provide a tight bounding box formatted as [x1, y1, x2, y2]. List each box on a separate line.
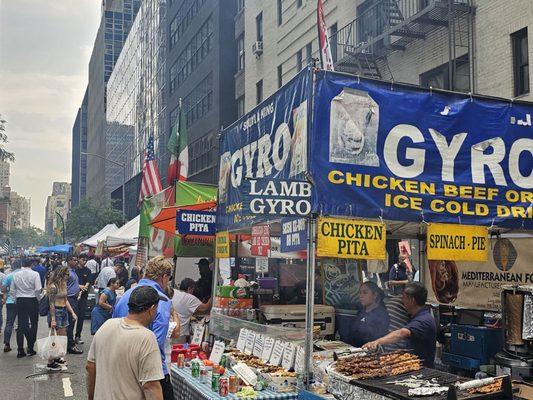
[139, 135, 163, 204]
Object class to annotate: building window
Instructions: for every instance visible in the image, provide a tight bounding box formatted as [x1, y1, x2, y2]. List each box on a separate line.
[306, 42, 313, 66]
[296, 49, 303, 71]
[237, 96, 245, 117]
[237, 0, 245, 13]
[190, 135, 213, 175]
[174, 16, 213, 90]
[256, 80, 263, 104]
[237, 34, 245, 71]
[297, 0, 303, 8]
[512, 28, 529, 96]
[183, 73, 213, 127]
[256, 12, 263, 42]
[330, 23, 338, 63]
[277, 0, 283, 26]
[278, 64, 283, 88]
[419, 55, 470, 92]
[169, 61, 178, 93]
[169, 14, 178, 49]
[173, 0, 207, 43]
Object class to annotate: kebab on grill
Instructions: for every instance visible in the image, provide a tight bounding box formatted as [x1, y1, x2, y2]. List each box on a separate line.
[334, 351, 422, 380]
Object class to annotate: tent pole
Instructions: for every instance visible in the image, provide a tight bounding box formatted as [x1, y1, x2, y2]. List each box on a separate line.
[304, 216, 316, 388]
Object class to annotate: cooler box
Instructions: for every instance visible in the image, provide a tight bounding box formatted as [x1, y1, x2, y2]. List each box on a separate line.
[260, 304, 335, 337]
[450, 325, 503, 365]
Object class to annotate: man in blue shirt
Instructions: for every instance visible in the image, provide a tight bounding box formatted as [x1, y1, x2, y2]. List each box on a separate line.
[113, 256, 176, 400]
[1, 259, 20, 352]
[32, 259, 47, 287]
[66, 256, 83, 354]
[363, 282, 437, 368]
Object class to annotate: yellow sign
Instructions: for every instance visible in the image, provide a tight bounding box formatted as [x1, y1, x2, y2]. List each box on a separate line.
[427, 223, 488, 262]
[215, 231, 230, 258]
[317, 217, 386, 259]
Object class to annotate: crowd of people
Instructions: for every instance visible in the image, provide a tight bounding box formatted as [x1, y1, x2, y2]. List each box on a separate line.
[0, 253, 214, 400]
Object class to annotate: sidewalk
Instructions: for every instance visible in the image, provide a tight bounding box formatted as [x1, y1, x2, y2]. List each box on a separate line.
[0, 313, 93, 400]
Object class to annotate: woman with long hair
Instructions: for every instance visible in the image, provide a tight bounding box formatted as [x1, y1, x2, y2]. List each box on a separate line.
[90, 277, 119, 335]
[47, 265, 77, 370]
[351, 281, 390, 347]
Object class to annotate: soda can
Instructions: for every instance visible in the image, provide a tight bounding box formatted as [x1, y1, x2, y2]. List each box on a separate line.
[191, 359, 200, 378]
[229, 375, 238, 393]
[199, 365, 208, 384]
[212, 372, 220, 392]
[177, 353, 185, 368]
[219, 377, 229, 397]
[219, 355, 227, 368]
[201, 341, 209, 353]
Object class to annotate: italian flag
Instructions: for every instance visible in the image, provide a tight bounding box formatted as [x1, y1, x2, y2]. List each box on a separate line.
[167, 101, 188, 185]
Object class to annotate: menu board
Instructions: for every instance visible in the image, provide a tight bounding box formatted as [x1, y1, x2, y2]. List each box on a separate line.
[244, 331, 256, 355]
[252, 334, 265, 358]
[294, 345, 305, 373]
[261, 336, 275, 363]
[282, 342, 296, 370]
[209, 340, 226, 365]
[236, 329, 248, 352]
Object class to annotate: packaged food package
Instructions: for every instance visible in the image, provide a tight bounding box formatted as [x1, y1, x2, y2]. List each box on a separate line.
[216, 285, 251, 298]
[214, 297, 253, 309]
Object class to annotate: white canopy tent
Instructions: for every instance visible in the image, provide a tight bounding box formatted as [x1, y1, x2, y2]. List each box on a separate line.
[105, 215, 140, 247]
[80, 223, 119, 248]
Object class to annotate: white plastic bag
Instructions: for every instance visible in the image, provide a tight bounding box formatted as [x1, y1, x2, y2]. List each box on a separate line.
[37, 329, 67, 360]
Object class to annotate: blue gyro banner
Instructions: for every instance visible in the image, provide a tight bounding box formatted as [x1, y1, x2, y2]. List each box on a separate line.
[280, 217, 307, 253]
[176, 210, 216, 236]
[217, 69, 311, 231]
[310, 71, 532, 229]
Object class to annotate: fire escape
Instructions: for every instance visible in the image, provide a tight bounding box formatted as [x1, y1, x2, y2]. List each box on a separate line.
[331, 0, 475, 91]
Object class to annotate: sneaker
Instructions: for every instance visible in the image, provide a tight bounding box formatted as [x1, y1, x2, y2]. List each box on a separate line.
[67, 346, 83, 355]
[26, 349, 37, 356]
[3, 345, 11, 353]
[46, 361, 62, 371]
[17, 351, 26, 358]
[54, 358, 66, 364]
[75, 337, 84, 345]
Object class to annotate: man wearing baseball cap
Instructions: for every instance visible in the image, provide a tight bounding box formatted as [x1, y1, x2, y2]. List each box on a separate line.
[112, 256, 176, 400]
[87, 286, 167, 400]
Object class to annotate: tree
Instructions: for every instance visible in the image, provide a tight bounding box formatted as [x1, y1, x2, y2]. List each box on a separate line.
[0, 115, 15, 162]
[66, 199, 123, 242]
[9, 226, 49, 248]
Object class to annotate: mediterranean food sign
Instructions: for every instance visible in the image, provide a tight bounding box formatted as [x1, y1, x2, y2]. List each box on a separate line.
[215, 231, 230, 258]
[427, 223, 488, 262]
[317, 217, 386, 259]
[425, 237, 533, 311]
[310, 71, 533, 229]
[217, 69, 310, 231]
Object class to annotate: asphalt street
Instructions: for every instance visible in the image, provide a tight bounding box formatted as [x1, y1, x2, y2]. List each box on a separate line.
[0, 313, 93, 400]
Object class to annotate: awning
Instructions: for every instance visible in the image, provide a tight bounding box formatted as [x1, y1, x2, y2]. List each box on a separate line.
[36, 244, 73, 254]
[80, 223, 119, 247]
[106, 215, 140, 247]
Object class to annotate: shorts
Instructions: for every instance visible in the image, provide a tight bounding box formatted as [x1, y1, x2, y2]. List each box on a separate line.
[48, 306, 69, 329]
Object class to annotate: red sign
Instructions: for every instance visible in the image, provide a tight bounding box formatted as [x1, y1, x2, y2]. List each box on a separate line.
[251, 224, 270, 257]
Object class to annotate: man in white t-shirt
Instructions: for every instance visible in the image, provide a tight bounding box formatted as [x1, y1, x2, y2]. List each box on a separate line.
[86, 286, 166, 400]
[171, 278, 211, 343]
[96, 263, 117, 291]
[85, 255, 99, 281]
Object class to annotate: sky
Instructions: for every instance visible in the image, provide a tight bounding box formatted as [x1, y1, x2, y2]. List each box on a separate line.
[0, 0, 100, 229]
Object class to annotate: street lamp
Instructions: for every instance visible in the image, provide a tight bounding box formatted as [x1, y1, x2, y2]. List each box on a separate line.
[81, 152, 126, 225]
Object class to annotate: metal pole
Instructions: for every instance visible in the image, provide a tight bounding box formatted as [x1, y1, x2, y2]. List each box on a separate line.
[122, 164, 126, 225]
[304, 216, 316, 389]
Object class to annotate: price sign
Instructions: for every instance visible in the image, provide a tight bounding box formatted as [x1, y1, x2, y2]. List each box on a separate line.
[261, 336, 275, 363]
[244, 331, 256, 355]
[209, 340, 226, 365]
[191, 324, 205, 345]
[255, 257, 269, 273]
[282, 342, 296, 370]
[269, 340, 286, 366]
[251, 224, 270, 256]
[294, 345, 305, 373]
[253, 334, 264, 358]
[236, 329, 248, 352]
[232, 362, 258, 386]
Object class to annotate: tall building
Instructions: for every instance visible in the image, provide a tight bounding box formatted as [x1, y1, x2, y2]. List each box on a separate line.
[86, 0, 141, 201]
[106, 0, 167, 219]
[0, 185, 11, 233]
[242, 0, 533, 113]
[0, 160, 10, 196]
[44, 182, 71, 236]
[71, 88, 88, 208]
[166, 0, 237, 184]
[10, 191, 31, 230]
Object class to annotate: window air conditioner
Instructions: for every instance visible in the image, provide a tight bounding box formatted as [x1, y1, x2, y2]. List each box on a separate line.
[252, 41, 263, 57]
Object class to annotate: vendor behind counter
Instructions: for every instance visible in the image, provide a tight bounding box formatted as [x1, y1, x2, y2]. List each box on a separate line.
[363, 282, 437, 368]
